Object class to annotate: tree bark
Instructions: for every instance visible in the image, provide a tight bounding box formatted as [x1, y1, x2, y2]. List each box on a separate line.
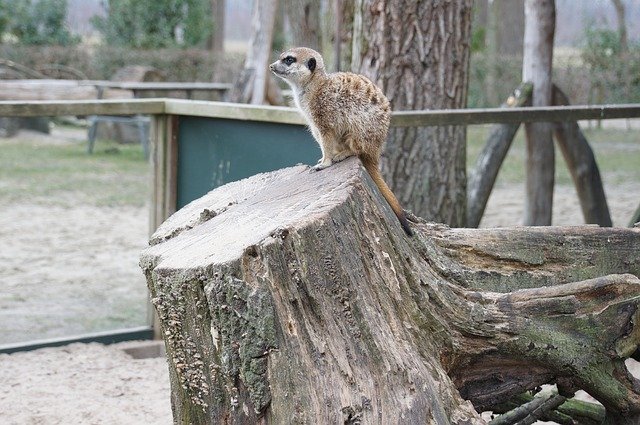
[228, 0, 278, 104]
[351, 0, 473, 227]
[496, 0, 525, 56]
[522, 0, 555, 225]
[552, 85, 612, 227]
[283, 0, 321, 51]
[467, 82, 532, 228]
[141, 157, 640, 424]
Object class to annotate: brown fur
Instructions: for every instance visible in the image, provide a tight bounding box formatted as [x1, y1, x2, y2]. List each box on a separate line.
[270, 47, 412, 236]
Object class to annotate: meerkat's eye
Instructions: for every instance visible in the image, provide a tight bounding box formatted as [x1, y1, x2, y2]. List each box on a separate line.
[283, 56, 296, 66]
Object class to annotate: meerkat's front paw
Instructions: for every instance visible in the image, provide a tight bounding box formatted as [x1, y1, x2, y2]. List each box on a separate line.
[311, 159, 332, 171]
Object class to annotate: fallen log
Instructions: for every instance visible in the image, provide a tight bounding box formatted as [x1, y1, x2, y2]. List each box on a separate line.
[140, 157, 640, 424]
[0, 79, 131, 101]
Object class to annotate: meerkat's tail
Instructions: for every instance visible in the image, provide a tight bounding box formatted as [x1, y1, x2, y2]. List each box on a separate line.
[359, 155, 414, 237]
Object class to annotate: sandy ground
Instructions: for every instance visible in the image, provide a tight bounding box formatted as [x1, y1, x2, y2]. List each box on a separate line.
[0, 126, 638, 424]
[0, 341, 171, 425]
[0, 204, 149, 343]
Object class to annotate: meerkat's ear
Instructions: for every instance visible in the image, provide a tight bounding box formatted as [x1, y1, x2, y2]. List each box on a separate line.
[307, 57, 316, 72]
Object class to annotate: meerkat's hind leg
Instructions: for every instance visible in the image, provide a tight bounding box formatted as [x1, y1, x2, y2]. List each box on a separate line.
[331, 150, 355, 163]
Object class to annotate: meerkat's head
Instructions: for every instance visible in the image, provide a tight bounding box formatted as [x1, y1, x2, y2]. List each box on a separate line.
[269, 47, 325, 87]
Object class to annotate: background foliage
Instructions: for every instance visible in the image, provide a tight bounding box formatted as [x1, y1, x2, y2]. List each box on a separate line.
[0, 0, 79, 45]
[91, 0, 213, 48]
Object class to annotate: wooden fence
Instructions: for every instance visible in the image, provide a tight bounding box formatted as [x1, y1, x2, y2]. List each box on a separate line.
[0, 98, 638, 351]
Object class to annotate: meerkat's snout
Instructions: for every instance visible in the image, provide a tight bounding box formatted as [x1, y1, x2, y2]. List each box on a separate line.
[269, 60, 287, 78]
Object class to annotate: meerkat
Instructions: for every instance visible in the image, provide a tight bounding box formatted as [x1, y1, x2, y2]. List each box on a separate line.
[269, 47, 413, 236]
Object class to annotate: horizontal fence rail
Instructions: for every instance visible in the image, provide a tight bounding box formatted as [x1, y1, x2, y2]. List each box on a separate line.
[0, 99, 165, 117]
[391, 104, 640, 126]
[1, 99, 639, 125]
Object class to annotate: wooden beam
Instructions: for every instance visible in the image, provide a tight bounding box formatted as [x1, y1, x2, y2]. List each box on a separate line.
[467, 82, 533, 228]
[390, 104, 640, 127]
[0, 99, 166, 117]
[552, 85, 612, 227]
[148, 114, 179, 340]
[0, 79, 131, 101]
[1, 98, 638, 125]
[164, 99, 306, 125]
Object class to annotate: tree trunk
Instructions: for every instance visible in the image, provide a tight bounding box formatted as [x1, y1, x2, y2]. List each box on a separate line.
[485, 0, 500, 107]
[523, 0, 555, 225]
[611, 0, 628, 53]
[351, 0, 473, 227]
[141, 157, 640, 424]
[228, 0, 277, 104]
[209, 0, 226, 79]
[552, 85, 612, 227]
[283, 0, 321, 51]
[496, 0, 524, 56]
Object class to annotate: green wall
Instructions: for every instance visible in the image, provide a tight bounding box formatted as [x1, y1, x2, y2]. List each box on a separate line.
[177, 116, 320, 208]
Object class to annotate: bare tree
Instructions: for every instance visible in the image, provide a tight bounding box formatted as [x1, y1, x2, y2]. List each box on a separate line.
[522, 0, 555, 225]
[228, 0, 278, 104]
[497, 0, 525, 56]
[611, 0, 628, 52]
[283, 0, 321, 50]
[351, 0, 473, 226]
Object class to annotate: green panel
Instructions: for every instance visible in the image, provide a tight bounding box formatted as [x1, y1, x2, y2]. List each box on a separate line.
[177, 116, 320, 208]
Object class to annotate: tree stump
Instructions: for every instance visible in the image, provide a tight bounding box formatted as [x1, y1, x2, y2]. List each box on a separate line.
[140, 157, 640, 424]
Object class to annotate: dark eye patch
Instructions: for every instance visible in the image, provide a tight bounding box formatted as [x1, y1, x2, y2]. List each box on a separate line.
[307, 57, 316, 72]
[283, 56, 296, 66]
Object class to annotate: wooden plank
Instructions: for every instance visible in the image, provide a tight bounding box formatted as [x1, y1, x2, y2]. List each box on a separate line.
[552, 85, 612, 227]
[391, 104, 640, 127]
[1, 98, 639, 125]
[149, 114, 165, 237]
[467, 83, 533, 227]
[0, 99, 166, 117]
[94, 82, 232, 91]
[148, 114, 165, 338]
[165, 115, 179, 219]
[164, 99, 306, 125]
[0, 79, 132, 101]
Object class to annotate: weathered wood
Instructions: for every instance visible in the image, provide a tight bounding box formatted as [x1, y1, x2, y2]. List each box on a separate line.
[0, 99, 165, 117]
[552, 84, 612, 226]
[0, 79, 131, 101]
[141, 157, 640, 424]
[489, 387, 566, 425]
[523, 0, 556, 225]
[228, 0, 278, 105]
[164, 100, 304, 125]
[1, 98, 639, 125]
[491, 389, 606, 425]
[390, 104, 640, 127]
[467, 82, 532, 228]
